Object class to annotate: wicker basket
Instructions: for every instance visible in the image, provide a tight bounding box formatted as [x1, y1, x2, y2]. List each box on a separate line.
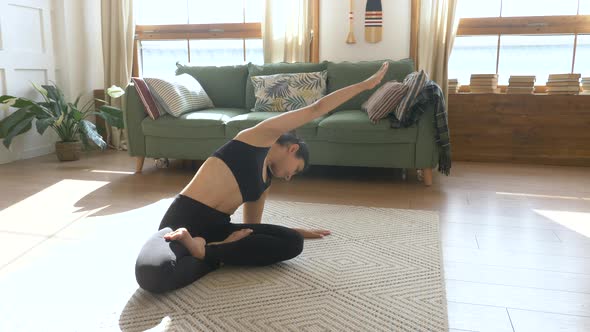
[55, 141, 82, 161]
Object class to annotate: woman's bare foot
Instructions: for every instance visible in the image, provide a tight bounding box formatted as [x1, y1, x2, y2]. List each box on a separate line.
[363, 62, 389, 89]
[209, 229, 253, 246]
[164, 227, 206, 259]
[163, 227, 191, 242]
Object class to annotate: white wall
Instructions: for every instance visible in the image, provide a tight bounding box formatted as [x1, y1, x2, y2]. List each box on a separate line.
[0, 0, 103, 164]
[319, 0, 410, 62]
[0, 0, 58, 164]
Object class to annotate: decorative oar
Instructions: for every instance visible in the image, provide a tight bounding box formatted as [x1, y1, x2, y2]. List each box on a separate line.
[346, 0, 356, 44]
[365, 0, 382, 43]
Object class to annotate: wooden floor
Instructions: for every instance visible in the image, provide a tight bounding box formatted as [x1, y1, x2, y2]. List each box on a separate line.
[1, 150, 590, 332]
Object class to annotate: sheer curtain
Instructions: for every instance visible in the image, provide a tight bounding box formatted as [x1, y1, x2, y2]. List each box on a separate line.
[101, 0, 135, 150]
[417, 0, 459, 98]
[262, 0, 312, 63]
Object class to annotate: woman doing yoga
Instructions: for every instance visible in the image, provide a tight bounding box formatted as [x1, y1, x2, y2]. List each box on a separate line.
[135, 62, 389, 293]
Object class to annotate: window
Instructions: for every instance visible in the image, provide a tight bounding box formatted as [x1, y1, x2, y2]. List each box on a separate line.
[140, 40, 188, 78]
[501, 0, 578, 17]
[498, 35, 575, 85]
[448, 36, 497, 85]
[134, 0, 264, 77]
[574, 35, 590, 75]
[449, 0, 590, 86]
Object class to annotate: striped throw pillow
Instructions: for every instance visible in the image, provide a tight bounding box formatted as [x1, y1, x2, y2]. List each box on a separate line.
[131, 77, 164, 120]
[145, 74, 214, 117]
[393, 70, 429, 122]
[361, 81, 408, 124]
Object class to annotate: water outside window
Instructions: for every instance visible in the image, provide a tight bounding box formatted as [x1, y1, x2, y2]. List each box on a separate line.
[574, 35, 590, 77]
[498, 35, 575, 85]
[140, 41, 188, 78]
[245, 39, 264, 65]
[448, 36, 498, 85]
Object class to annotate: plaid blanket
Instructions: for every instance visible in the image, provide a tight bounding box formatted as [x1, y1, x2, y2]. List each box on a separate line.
[388, 80, 451, 175]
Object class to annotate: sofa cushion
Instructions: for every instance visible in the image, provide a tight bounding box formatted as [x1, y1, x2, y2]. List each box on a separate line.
[176, 63, 248, 108]
[317, 110, 417, 144]
[142, 108, 248, 139]
[224, 111, 326, 138]
[246, 62, 328, 110]
[295, 115, 327, 140]
[251, 71, 327, 112]
[327, 58, 415, 112]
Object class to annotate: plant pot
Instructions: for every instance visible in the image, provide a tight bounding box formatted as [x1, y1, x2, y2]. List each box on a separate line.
[55, 141, 82, 161]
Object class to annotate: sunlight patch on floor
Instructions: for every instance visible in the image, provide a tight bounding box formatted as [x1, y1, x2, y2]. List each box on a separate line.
[534, 209, 590, 239]
[497, 191, 590, 201]
[0, 179, 109, 215]
[0, 179, 110, 235]
[91, 169, 135, 175]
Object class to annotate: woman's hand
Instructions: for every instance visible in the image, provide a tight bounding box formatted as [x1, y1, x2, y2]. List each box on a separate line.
[293, 228, 332, 239]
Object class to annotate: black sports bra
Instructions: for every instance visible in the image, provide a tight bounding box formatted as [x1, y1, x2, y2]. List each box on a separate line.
[212, 140, 272, 202]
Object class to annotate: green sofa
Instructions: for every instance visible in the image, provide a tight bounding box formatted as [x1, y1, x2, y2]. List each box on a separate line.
[124, 59, 439, 185]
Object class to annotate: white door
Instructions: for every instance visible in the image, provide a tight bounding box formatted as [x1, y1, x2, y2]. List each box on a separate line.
[0, 0, 57, 164]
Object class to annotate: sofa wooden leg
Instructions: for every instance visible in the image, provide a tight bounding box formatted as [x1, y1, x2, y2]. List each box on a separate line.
[135, 156, 145, 173]
[422, 168, 433, 186]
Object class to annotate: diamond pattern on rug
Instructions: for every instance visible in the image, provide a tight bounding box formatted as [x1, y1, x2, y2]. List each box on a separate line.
[0, 199, 447, 332]
[115, 201, 448, 332]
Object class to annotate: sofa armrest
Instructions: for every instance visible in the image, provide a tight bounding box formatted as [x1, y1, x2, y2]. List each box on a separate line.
[124, 83, 147, 157]
[414, 103, 439, 169]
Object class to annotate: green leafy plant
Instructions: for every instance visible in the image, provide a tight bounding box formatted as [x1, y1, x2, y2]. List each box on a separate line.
[0, 83, 124, 149]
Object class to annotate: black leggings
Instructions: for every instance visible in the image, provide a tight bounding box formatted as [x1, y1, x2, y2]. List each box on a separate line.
[135, 194, 304, 293]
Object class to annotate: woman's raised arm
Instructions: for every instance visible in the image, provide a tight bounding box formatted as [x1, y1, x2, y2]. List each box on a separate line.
[236, 62, 389, 147]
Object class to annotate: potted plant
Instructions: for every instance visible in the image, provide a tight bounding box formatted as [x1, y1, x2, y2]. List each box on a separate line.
[0, 83, 125, 161]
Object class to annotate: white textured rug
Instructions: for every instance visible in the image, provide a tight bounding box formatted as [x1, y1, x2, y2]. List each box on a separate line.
[0, 200, 448, 332]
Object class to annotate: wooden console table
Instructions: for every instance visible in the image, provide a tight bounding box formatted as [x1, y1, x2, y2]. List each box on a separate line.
[447, 93, 590, 166]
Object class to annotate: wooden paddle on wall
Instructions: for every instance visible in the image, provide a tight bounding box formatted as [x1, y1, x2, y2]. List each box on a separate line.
[346, 0, 356, 44]
[365, 0, 382, 43]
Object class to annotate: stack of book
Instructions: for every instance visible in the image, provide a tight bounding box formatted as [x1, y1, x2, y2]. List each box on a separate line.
[546, 73, 581, 95]
[469, 74, 500, 93]
[581, 77, 590, 95]
[448, 79, 460, 94]
[506, 75, 536, 94]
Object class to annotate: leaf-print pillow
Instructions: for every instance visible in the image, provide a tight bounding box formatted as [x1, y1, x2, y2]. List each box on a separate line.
[250, 71, 328, 112]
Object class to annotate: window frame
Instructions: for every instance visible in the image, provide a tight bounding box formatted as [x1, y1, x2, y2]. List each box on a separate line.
[135, 23, 262, 41]
[457, 15, 590, 36]
[132, 0, 320, 77]
[454, 3, 590, 91]
[134, 22, 262, 76]
[408, 0, 590, 91]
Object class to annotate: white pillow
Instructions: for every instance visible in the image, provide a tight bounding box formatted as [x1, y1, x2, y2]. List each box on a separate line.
[145, 74, 214, 117]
